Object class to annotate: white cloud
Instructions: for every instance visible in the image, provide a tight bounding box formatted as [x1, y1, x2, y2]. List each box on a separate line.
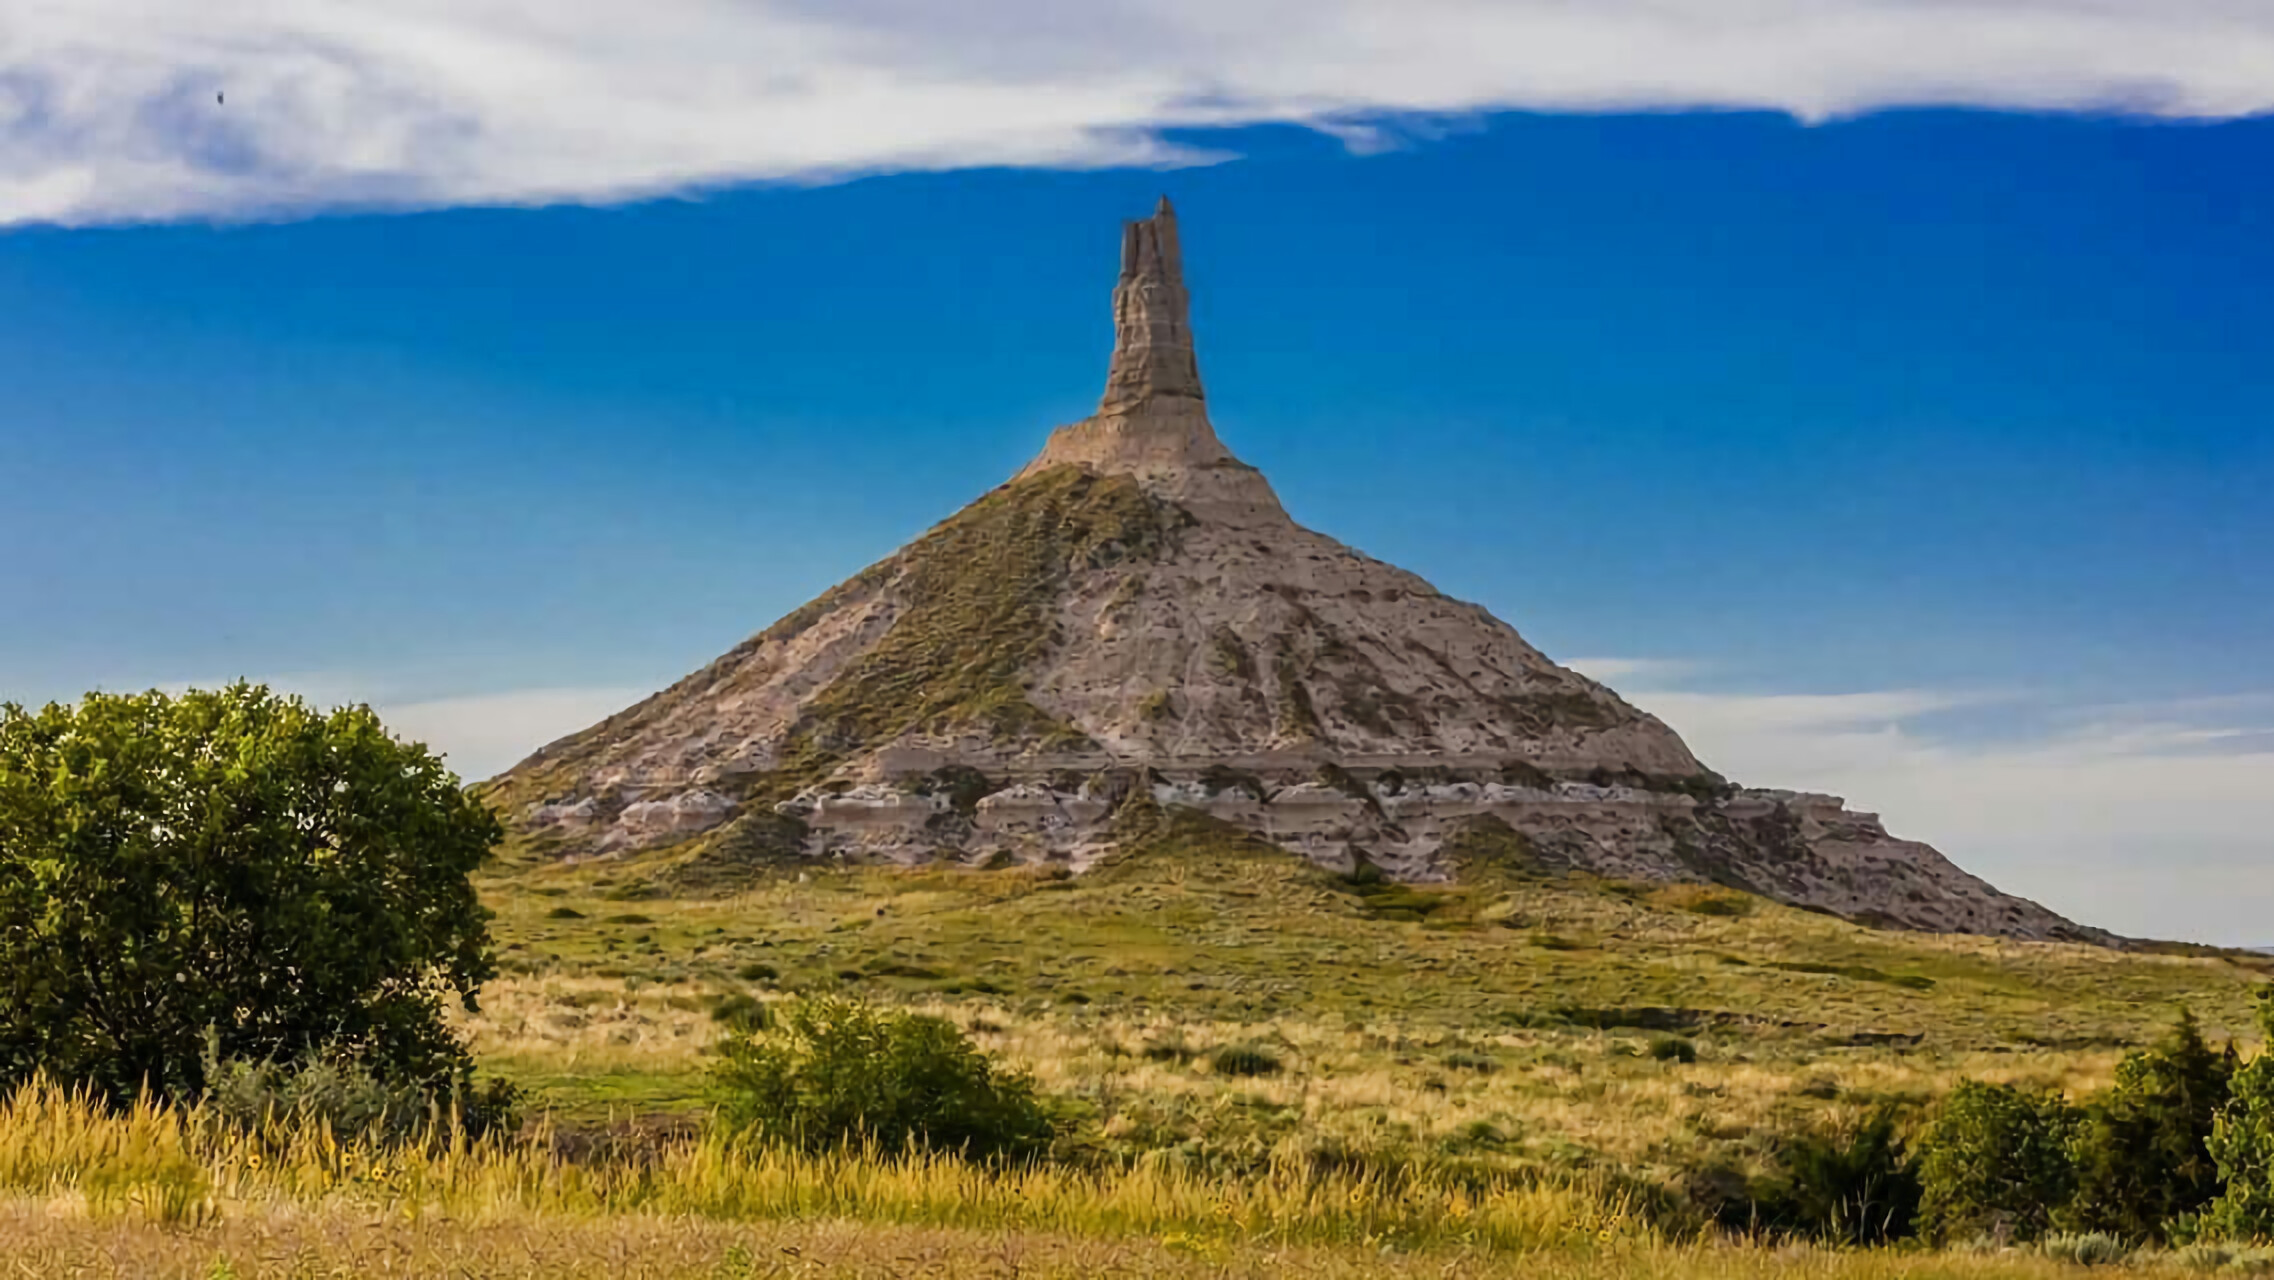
[1564, 656, 1705, 685]
[1596, 666, 2274, 946]
[10, 1, 2274, 225]
[377, 685, 648, 783]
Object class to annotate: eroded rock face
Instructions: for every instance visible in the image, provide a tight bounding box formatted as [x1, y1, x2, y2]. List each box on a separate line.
[489, 199, 2105, 945]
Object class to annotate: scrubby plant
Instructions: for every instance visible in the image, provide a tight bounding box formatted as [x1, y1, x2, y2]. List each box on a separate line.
[1649, 1036, 1699, 1063]
[2203, 990, 2274, 1241]
[1207, 1043, 1284, 1078]
[2062, 1007, 2235, 1242]
[200, 1034, 519, 1143]
[712, 995, 1056, 1162]
[1731, 1103, 1920, 1245]
[2171, 1242, 2236, 1271]
[1915, 1080, 2079, 1243]
[2039, 1232, 2131, 1266]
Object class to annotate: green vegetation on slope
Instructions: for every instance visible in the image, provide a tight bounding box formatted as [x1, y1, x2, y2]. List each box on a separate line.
[783, 466, 1188, 762]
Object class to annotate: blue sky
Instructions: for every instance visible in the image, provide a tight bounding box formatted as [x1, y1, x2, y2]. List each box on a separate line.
[4, 4, 2272, 942]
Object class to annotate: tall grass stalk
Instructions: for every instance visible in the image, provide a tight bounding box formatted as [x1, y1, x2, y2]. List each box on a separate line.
[0, 1081, 1645, 1252]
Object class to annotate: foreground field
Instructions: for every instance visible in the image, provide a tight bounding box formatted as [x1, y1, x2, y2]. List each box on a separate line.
[19, 825, 2260, 1276]
[0, 1207, 2225, 1280]
[469, 825, 2265, 1197]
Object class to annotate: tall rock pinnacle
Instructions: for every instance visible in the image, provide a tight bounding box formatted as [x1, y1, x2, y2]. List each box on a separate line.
[1021, 197, 1250, 496]
[1099, 196, 1204, 416]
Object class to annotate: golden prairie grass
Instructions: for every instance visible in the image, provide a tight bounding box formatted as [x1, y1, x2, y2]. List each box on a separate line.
[0, 1083, 1652, 1254]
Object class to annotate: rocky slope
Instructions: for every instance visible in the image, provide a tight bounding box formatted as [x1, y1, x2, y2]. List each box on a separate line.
[487, 198, 2104, 945]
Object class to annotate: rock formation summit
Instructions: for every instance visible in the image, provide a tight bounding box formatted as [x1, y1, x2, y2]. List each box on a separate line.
[490, 198, 2099, 944]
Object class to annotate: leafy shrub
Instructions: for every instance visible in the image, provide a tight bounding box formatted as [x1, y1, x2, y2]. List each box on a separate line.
[1649, 1036, 1699, 1063]
[1207, 1044, 1284, 1078]
[1731, 1104, 1921, 1245]
[1442, 1049, 1498, 1074]
[2205, 991, 2274, 1240]
[2063, 1008, 2235, 1242]
[712, 995, 1056, 1162]
[0, 684, 499, 1102]
[1915, 1080, 2079, 1243]
[1139, 1037, 1198, 1065]
[2039, 1232, 2131, 1266]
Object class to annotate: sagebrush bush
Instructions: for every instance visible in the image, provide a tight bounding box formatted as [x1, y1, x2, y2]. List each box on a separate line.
[199, 1033, 519, 1144]
[1648, 1036, 1698, 1063]
[711, 995, 1056, 1162]
[2062, 1007, 2235, 1242]
[1730, 1103, 1919, 1245]
[1207, 1044, 1283, 1078]
[2040, 1232, 2131, 1266]
[1915, 1080, 2078, 1243]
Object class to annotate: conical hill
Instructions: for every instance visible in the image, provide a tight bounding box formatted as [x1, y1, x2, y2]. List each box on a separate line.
[487, 198, 2103, 945]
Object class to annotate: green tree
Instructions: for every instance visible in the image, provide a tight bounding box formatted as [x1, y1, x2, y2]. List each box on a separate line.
[2063, 1008, 2236, 1242]
[0, 684, 500, 1101]
[1915, 1080, 2079, 1243]
[2204, 991, 2274, 1240]
[713, 995, 1057, 1162]
[1736, 1104, 1922, 1245]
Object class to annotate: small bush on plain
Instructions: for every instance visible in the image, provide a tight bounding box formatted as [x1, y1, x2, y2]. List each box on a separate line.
[2204, 990, 2274, 1241]
[2039, 1232, 2131, 1266]
[1207, 1044, 1283, 1078]
[1649, 1035, 1698, 1063]
[200, 1034, 519, 1144]
[2063, 1007, 2235, 1242]
[1732, 1103, 1920, 1245]
[1915, 1080, 2079, 1244]
[711, 995, 1056, 1163]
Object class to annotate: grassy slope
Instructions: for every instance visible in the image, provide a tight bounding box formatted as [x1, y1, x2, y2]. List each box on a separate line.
[469, 812, 2266, 1193]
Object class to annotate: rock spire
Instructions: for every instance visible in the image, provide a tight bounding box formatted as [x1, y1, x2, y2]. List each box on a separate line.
[1099, 196, 1204, 416]
[1020, 197, 1247, 494]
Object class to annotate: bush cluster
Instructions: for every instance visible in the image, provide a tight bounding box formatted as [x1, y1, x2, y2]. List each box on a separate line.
[1734, 1005, 2265, 1248]
[711, 995, 1059, 1162]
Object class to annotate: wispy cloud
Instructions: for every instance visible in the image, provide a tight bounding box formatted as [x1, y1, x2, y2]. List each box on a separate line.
[378, 686, 650, 782]
[1591, 664, 2274, 945]
[10, 1, 2274, 225]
